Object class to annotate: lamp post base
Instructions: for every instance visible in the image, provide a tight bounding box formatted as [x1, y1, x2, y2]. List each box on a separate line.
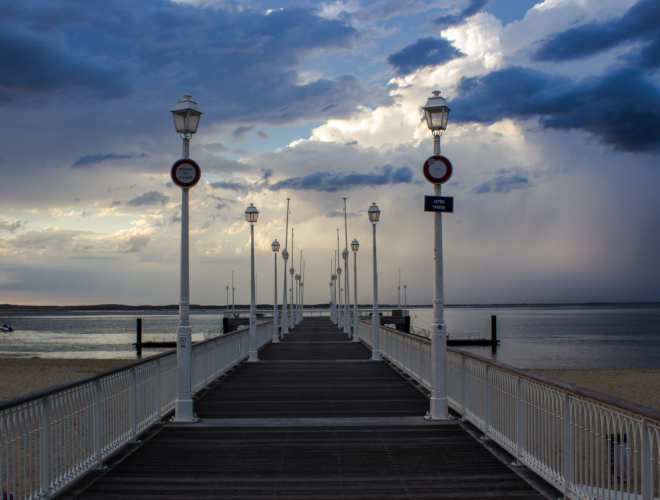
[248, 314, 259, 362]
[426, 397, 449, 420]
[172, 399, 197, 422]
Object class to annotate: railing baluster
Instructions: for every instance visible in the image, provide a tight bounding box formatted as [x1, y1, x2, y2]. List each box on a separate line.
[40, 396, 51, 499]
[515, 376, 523, 465]
[563, 393, 572, 495]
[93, 379, 102, 467]
[129, 368, 137, 441]
[156, 359, 162, 421]
[642, 418, 652, 500]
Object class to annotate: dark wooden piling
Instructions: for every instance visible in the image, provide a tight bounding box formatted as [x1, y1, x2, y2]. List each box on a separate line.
[491, 314, 497, 343]
[136, 318, 142, 357]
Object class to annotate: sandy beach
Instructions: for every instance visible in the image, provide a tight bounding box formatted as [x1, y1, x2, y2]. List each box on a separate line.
[2, 359, 660, 413]
[530, 369, 660, 412]
[0, 358, 131, 402]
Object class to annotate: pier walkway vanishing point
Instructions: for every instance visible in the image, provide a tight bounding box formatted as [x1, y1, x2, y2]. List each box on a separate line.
[63, 318, 550, 500]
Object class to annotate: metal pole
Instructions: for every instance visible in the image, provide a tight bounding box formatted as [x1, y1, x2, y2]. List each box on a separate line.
[336, 229, 341, 330]
[429, 133, 448, 419]
[273, 252, 279, 343]
[404, 285, 407, 312]
[175, 185, 194, 420]
[302, 260, 305, 320]
[249, 223, 258, 362]
[295, 276, 299, 325]
[282, 198, 290, 339]
[333, 253, 337, 324]
[398, 270, 401, 309]
[290, 228, 295, 329]
[372, 222, 380, 360]
[343, 198, 349, 336]
[330, 261, 334, 322]
[226, 286, 229, 311]
[353, 250, 359, 341]
[232, 271, 235, 311]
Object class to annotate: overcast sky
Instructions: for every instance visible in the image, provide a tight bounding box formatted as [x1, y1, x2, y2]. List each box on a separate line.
[1, 0, 659, 306]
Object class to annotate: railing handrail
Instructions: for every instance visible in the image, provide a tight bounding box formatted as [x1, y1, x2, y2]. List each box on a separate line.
[358, 317, 660, 424]
[0, 323, 252, 412]
[357, 318, 430, 342]
[446, 343, 660, 423]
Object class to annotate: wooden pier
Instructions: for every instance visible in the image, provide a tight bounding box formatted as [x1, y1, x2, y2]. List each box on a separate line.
[64, 318, 551, 499]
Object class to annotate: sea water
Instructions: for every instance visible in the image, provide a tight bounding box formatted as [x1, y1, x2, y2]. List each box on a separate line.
[0, 305, 659, 369]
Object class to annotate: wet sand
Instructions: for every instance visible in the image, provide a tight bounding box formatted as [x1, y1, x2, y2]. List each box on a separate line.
[530, 368, 660, 412]
[0, 358, 131, 402]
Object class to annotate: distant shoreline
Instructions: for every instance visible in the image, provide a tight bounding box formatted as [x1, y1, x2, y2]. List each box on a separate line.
[0, 302, 658, 312]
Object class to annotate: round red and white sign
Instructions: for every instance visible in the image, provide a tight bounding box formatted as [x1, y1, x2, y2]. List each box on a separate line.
[423, 155, 453, 185]
[171, 159, 201, 188]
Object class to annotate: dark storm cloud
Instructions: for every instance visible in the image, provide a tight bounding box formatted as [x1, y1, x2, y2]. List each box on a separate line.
[433, 0, 489, 29]
[72, 153, 149, 168]
[533, 0, 660, 68]
[209, 180, 252, 192]
[0, 28, 127, 100]
[125, 191, 169, 207]
[387, 37, 463, 75]
[451, 66, 660, 153]
[470, 171, 530, 194]
[326, 210, 362, 218]
[232, 126, 255, 141]
[0, 0, 368, 125]
[269, 165, 414, 192]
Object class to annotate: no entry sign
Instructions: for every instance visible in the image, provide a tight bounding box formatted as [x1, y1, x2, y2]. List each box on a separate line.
[171, 159, 201, 188]
[423, 155, 452, 185]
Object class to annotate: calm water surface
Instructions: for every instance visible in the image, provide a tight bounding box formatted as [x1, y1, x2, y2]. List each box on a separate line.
[1, 306, 659, 369]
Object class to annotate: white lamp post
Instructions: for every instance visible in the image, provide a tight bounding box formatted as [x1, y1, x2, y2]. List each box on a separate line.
[170, 94, 202, 422]
[226, 285, 229, 310]
[329, 282, 333, 318]
[290, 228, 295, 330]
[282, 198, 290, 339]
[295, 273, 300, 324]
[342, 198, 350, 337]
[342, 247, 349, 336]
[331, 272, 337, 323]
[368, 202, 381, 361]
[351, 238, 359, 342]
[301, 260, 305, 321]
[245, 203, 259, 362]
[336, 229, 342, 330]
[272, 239, 280, 343]
[422, 89, 451, 420]
[404, 284, 407, 312]
[336, 266, 342, 328]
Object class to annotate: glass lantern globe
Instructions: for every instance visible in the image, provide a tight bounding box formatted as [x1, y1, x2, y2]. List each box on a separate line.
[368, 203, 381, 223]
[245, 203, 259, 224]
[351, 239, 359, 252]
[171, 94, 203, 136]
[342, 248, 348, 260]
[421, 90, 451, 133]
[272, 239, 280, 252]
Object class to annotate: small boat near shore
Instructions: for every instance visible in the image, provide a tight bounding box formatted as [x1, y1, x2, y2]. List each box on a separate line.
[1, 322, 14, 332]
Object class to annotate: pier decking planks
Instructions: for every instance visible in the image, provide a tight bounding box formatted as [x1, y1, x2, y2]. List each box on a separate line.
[70, 317, 547, 499]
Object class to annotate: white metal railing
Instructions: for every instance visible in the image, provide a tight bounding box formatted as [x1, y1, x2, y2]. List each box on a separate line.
[357, 319, 660, 500]
[0, 320, 273, 500]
